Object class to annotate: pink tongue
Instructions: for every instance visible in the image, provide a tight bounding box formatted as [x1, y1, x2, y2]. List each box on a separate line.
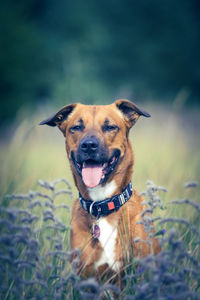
[82, 164, 103, 188]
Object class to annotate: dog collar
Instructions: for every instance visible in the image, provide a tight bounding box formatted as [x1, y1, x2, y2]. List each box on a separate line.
[79, 182, 133, 219]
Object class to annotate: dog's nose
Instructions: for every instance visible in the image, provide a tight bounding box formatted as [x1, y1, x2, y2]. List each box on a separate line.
[80, 137, 99, 153]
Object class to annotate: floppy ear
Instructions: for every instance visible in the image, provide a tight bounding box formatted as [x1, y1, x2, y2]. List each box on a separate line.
[115, 99, 150, 128]
[40, 103, 77, 134]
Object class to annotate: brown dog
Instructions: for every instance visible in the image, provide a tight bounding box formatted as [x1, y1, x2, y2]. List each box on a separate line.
[40, 99, 160, 279]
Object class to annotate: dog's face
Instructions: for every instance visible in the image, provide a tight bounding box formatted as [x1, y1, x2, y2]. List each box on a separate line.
[40, 99, 150, 189]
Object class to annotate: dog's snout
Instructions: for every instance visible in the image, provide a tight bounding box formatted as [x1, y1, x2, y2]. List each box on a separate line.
[80, 137, 99, 153]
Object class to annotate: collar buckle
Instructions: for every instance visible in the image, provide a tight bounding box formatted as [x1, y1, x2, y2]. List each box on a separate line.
[89, 202, 101, 219]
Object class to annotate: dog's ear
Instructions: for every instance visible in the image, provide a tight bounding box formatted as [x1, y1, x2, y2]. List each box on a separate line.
[115, 99, 150, 128]
[40, 103, 77, 134]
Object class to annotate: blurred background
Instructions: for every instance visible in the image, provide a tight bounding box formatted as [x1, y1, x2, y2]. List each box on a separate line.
[0, 0, 199, 201]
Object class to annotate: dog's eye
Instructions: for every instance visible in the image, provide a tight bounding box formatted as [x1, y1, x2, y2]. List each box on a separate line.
[102, 125, 119, 132]
[69, 125, 84, 132]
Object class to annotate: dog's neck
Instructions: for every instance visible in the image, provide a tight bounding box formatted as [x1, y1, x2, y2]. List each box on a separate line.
[87, 180, 117, 202]
[79, 181, 133, 218]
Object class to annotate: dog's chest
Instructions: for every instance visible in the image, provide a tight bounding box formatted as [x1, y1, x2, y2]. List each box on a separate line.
[87, 180, 121, 271]
[94, 218, 120, 272]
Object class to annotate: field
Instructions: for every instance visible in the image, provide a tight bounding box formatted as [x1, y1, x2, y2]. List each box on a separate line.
[0, 103, 199, 299]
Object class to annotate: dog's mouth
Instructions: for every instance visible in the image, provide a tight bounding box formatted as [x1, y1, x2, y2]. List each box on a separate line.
[71, 150, 120, 188]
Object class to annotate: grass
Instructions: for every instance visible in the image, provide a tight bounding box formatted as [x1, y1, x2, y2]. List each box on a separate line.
[0, 179, 199, 299]
[0, 102, 200, 299]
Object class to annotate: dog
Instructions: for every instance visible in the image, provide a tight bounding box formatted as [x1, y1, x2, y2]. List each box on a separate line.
[40, 99, 160, 280]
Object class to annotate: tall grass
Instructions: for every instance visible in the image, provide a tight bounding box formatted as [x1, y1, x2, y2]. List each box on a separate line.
[0, 103, 199, 299]
[0, 179, 199, 299]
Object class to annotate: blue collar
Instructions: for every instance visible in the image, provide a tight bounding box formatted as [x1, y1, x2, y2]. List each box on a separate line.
[79, 182, 133, 219]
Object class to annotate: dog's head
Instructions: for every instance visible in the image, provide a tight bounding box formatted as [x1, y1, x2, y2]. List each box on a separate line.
[40, 99, 150, 189]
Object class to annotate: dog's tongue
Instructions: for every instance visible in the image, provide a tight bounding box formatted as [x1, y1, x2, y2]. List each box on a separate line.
[82, 163, 103, 188]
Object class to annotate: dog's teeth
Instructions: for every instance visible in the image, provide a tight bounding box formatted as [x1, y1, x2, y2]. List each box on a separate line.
[103, 163, 108, 168]
[83, 162, 86, 168]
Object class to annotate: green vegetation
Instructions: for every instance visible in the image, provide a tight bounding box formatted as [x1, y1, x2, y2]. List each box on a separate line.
[0, 0, 199, 297]
[0, 178, 199, 299]
[0, 0, 200, 125]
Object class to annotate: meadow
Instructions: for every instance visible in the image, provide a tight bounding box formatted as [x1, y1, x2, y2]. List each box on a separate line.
[0, 102, 199, 299]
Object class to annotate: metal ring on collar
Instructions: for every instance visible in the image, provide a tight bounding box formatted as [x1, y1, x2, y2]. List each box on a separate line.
[89, 201, 96, 218]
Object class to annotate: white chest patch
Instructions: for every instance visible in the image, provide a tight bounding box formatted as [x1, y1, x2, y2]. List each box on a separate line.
[88, 180, 117, 202]
[95, 219, 120, 272]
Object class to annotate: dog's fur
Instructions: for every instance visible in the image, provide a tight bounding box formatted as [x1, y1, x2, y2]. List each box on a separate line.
[40, 99, 160, 280]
